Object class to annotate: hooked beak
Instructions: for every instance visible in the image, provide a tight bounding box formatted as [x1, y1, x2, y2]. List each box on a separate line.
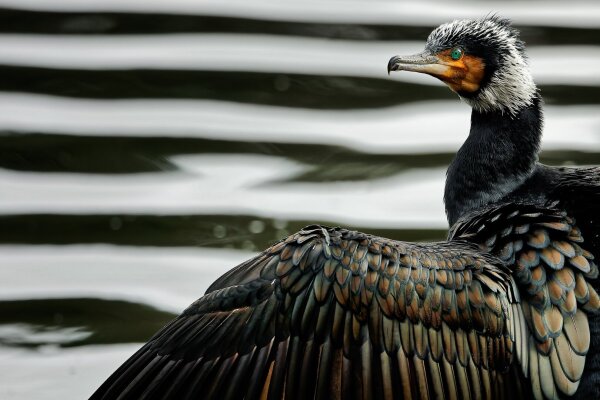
[388, 50, 483, 95]
[387, 51, 453, 78]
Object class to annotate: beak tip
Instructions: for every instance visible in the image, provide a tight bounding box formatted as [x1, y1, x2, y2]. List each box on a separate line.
[387, 55, 400, 75]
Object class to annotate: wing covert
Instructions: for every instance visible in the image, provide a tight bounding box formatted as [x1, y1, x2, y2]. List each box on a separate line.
[92, 225, 522, 400]
[451, 202, 600, 399]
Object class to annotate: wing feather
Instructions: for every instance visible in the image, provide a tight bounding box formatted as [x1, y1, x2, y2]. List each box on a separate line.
[451, 202, 600, 399]
[93, 203, 598, 400]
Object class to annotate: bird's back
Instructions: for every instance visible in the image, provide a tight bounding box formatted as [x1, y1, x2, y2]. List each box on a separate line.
[484, 164, 600, 397]
[522, 165, 600, 396]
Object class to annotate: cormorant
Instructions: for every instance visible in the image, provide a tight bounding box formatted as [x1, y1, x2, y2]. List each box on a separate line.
[91, 17, 600, 399]
[388, 18, 600, 397]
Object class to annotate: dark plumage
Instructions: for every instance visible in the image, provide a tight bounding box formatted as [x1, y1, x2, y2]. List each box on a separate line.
[92, 16, 600, 399]
[389, 16, 600, 397]
[92, 210, 599, 400]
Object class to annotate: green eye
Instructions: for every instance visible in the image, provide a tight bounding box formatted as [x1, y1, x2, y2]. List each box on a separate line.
[450, 48, 463, 60]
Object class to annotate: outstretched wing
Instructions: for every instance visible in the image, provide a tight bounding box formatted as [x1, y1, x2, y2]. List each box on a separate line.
[92, 225, 521, 400]
[451, 202, 600, 399]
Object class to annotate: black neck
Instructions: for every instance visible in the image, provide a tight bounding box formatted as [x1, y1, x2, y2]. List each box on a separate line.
[444, 95, 543, 225]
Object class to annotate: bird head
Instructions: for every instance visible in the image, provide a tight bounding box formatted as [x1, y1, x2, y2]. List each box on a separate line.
[388, 16, 537, 115]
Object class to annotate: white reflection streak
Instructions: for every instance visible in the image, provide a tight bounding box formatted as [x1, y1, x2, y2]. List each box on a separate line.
[0, 93, 597, 153]
[0, 343, 142, 400]
[0, 245, 254, 312]
[0, 34, 597, 85]
[0, 154, 448, 228]
[1, 0, 600, 27]
[0, 324, 92, 346]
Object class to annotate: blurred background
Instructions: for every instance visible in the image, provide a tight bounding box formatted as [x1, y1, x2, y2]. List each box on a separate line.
[0, 0, 599, 398]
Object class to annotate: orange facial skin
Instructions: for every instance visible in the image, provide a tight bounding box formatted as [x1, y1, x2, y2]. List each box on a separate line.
[388, 49, 486, 94]
[432, 49, 486, 93]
